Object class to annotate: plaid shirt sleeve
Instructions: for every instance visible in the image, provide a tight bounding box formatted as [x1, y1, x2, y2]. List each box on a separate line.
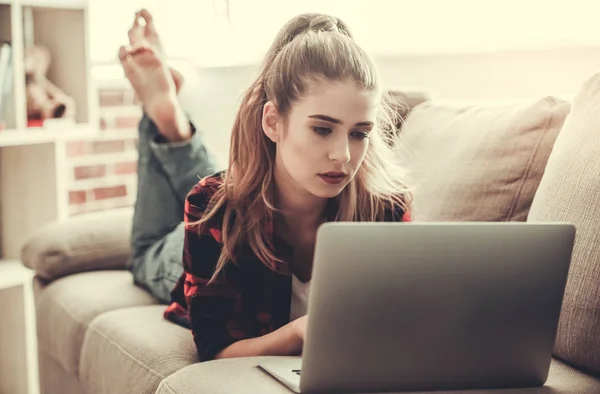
[175, 176, 246, 361]
[384, 195, 412, 222]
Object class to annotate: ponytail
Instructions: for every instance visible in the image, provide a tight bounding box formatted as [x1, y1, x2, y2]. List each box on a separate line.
[204, 75, 281, 282]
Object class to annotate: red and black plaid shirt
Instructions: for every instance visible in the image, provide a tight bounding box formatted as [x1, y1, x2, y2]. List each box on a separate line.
[164, 171, 411, 361]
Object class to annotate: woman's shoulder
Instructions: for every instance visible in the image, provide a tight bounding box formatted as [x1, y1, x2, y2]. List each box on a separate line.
[185, 170, 226, 219]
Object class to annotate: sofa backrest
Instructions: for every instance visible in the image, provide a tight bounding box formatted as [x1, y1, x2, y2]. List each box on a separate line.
[527, 72, 600, 377]
[396, 74, 600, 377]
[398, 96, 571, 222]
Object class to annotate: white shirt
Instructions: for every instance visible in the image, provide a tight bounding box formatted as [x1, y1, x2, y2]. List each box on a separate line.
[290, 275, 311, 321]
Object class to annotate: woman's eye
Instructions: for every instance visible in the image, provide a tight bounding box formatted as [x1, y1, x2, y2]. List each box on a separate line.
[351, 131, 370, 140]
[313, 126, 332, 136]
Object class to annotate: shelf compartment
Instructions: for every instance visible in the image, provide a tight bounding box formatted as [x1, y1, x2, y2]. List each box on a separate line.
[22, 5, 93, 127]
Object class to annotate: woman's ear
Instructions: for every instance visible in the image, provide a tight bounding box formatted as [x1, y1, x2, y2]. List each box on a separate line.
[262, 101, 282, 142]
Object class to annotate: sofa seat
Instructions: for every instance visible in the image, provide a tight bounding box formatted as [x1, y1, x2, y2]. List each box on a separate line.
[34, 270, 158, 378]
[155, 356, 600, 394]
[79, 305, 198, 394]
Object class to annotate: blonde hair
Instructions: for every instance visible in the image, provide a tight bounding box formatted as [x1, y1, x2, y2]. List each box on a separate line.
[195, 13, 411, 281]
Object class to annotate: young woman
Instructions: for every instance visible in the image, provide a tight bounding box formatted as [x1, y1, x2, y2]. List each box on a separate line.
[119, 9, 411, 362]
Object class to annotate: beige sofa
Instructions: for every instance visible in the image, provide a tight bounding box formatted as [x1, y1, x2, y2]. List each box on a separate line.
[21, 73, 600, 394]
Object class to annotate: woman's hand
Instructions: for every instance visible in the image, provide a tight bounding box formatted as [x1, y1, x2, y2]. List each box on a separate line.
[214, 314, 308, 359]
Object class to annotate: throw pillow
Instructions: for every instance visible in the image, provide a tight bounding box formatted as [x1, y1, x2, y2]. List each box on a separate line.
[400, 97, 570, 222]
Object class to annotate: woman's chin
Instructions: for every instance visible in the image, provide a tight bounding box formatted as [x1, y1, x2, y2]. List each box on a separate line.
[308, 181, 348, 199]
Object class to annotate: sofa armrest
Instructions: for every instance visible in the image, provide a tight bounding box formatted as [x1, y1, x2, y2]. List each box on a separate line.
[21, 207, 134, 281]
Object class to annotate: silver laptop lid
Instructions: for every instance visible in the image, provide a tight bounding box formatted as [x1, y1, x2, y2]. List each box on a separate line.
[300, 222, 575, 393]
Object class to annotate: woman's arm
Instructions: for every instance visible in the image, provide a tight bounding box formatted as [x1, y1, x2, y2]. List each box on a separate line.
[183, 180, 307, 361]
[215, 316, 306, 359]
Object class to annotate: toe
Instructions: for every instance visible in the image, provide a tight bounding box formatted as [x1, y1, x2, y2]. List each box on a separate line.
[140, 8, 161, 43]
[118, 45, 131, 61]
[139, 9, 153, 25]
[118, 46, 137, 79]
[119, 43, 162, 71]
[128, 12, 145, 44]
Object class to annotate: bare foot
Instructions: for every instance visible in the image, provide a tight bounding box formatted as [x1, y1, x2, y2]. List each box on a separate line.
[119, 10, 190, 141]
[128, 9, 183, 92]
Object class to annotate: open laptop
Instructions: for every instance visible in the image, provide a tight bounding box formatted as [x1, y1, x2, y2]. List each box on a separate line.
[258, 222, 575, 393]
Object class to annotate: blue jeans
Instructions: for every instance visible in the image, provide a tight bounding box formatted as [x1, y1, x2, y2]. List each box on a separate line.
[127, 114, 219, 304]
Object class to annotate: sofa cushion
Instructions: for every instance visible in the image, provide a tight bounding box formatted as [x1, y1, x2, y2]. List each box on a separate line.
[22, 207, 133, 281]
[37, 348, 85, 394]
[154, 357, 600, 394]
[400, 97, 570, 222]
[388, 89, 430, 130]
[79, 305, 197, 394]
[527, 73, 600, 376]
[35, 271, 157, 376]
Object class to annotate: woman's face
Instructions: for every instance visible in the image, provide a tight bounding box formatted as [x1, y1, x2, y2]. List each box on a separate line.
[263, 79, 376, 207]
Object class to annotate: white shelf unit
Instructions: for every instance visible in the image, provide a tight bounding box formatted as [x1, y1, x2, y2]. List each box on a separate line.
[0, 0, 99, 260]
[0, 261, 38, 394]
[0, 2, 98, 393]
[0, 1, 98, 393]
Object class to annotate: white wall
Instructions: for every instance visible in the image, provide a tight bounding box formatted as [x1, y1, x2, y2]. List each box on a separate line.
[178, 46, 600, 163]
[377, 46, 600, 101]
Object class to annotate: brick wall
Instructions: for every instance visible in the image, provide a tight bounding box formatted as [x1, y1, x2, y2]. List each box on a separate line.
[67, 86, 141, 216]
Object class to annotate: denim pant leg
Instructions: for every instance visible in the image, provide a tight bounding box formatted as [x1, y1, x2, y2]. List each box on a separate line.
[128, 114, 219, 304]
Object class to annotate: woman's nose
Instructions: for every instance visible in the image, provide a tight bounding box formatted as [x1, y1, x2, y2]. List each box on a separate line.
[328, 137, 351, 163]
